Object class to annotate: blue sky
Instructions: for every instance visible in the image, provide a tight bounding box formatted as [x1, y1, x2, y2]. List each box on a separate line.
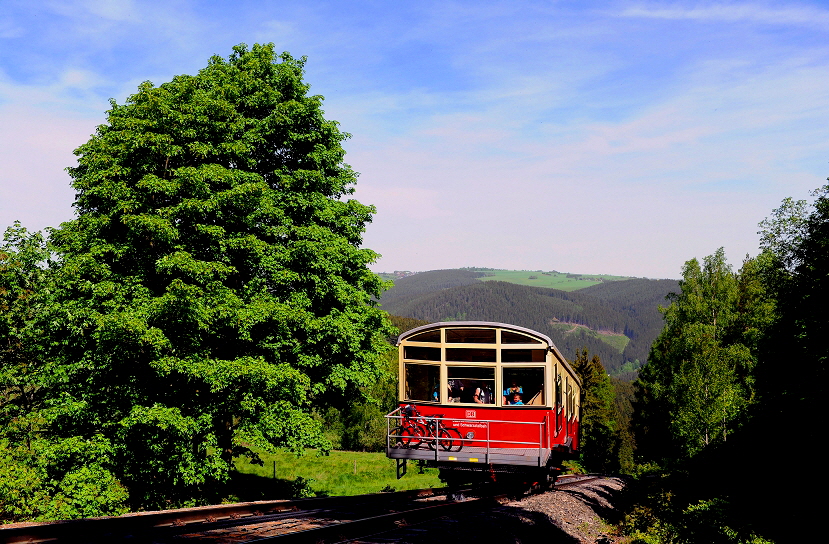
[2, 1, 828, 278]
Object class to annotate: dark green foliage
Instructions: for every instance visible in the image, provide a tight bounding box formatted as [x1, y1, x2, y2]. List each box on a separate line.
[6, 44, 393, 513]
[630, 247, 783, 540]
[571, 349, 618, 472]
[1, 224, 130, 521]
[770, 188, 829, 427]
[610, 377, 636, 473]
[1, 223, 51, 446]
[385, 314, 429, 343]
[379, 277, 678, 375]
[619, 473, 774, 543]
[335, 349, 399, 452]
[613, 188, 829, 541]
[377, 269, 485, 308]
[735, 184, 829, 539]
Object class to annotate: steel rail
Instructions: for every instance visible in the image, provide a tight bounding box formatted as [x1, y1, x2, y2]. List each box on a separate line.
[239, 495, 508, 543]
[554, 474, 602, 489]
[0, 487, 446, 544]
[1, 476, 603, 543]
[241, 475, 605, 543]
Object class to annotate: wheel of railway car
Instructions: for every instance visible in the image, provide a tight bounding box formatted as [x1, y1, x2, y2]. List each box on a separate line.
[544, 468, 558, 491]
[530, 469, 556, 493]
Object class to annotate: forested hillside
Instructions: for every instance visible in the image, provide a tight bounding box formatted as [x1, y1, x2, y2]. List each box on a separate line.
[379, 275, 679, 377]
[377, 269, 486, 305]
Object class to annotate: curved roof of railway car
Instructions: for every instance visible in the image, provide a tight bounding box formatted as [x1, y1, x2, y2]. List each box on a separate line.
[398, 321, 553, 346]
[397, 321, 581, 386]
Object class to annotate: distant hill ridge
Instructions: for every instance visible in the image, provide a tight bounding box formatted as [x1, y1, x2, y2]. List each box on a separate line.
[378, 268, 634, 292]
[377, 269, 679, 380]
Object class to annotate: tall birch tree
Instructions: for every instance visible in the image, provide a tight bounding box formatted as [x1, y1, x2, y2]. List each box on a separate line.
[635, 249, 774, 460]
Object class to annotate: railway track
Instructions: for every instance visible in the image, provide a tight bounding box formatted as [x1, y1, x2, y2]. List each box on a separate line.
[1, 475, 603, 543]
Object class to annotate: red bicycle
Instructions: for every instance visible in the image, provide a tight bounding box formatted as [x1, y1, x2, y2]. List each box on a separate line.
[389, 405, 463, 451]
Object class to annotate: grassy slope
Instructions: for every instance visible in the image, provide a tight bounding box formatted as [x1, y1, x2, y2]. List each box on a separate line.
[231, 449, 442, 499]
[549, 322, 631, 352]
[475, 269, 632, 291]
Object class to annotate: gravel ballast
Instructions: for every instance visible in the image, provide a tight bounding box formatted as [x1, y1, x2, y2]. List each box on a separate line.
[364, 476, 627, 543]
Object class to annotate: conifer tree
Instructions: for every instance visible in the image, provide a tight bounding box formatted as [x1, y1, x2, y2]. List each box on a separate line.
[572, 348, 617, 471]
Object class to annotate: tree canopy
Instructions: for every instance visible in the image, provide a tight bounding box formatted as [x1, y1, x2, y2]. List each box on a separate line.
[1, 43, 393, 516]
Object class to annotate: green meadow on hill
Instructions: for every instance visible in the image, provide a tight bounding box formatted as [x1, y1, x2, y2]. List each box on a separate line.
[549, 322, 631, 353]
[476, 268, 632, 291]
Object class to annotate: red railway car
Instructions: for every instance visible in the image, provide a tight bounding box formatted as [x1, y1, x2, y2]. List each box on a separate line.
[385, 321, 581, 488]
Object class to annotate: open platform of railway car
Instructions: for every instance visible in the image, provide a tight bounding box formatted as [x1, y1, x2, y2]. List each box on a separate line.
[386, 322, 581, 483]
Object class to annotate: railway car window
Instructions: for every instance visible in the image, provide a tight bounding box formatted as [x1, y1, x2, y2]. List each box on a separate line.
[445, 328, 496, 343]
[555, 371, 562, 411]
[445, 348, 496, 362]
[502, 367, 545, 406]
[406, 329, 441, 342]
[446, 366, 495, 404]
[500, 330, 543, 344]
[555, 370, 563, 433]
[501, 349, 546, 362]
[404, 364, 440, 402]
[403, 345, 441, 361]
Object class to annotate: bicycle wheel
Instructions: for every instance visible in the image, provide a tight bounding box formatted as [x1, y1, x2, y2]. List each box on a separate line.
[410, 422, 428, 449]
[389, 426, 416, 448]
[414, 422, 438, 450]
[436, 428, 454, 451]
[443, 427, 463, 452]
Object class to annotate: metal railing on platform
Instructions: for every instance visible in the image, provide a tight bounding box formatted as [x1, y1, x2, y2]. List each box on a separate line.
[385, 407, 549, 466]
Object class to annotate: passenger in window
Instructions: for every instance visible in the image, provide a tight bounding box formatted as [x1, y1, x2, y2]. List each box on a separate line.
[471, 385, 482, 404]
[503, 381, 523, 404]
[471, 383, 491, 404]
[452, 380, 467, 403]
[461, 382, 478, 404]
[480, 384, 494, 404]
[510, 392, 524, 405]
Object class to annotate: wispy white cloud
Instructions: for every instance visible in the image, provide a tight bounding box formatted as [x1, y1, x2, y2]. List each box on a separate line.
[620, 2, 829, 27]
[348, 31, 829, 276]
[80, 0, 141, 22]
[2, 1, 829, 277]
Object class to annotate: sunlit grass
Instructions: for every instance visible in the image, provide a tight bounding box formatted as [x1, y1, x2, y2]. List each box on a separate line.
[549, 322, 630, 352]
[478, 269, 631, 291]
[232, 449, 443, 498]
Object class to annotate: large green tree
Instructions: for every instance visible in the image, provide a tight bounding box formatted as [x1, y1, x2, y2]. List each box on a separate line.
[37, 44, 392, 509]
